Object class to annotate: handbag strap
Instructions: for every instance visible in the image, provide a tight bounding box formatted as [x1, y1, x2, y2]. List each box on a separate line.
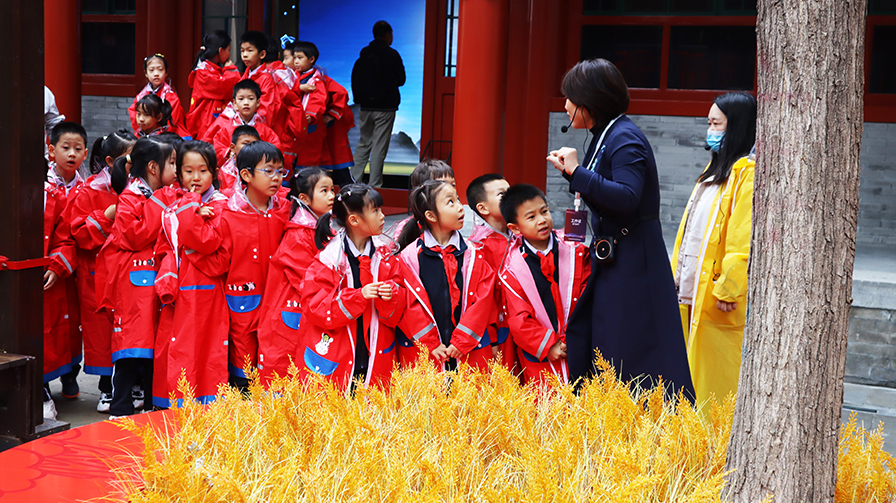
[611, 214, 659, 242]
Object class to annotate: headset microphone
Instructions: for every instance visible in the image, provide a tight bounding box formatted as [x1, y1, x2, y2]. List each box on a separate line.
[561, 107, 578, 133]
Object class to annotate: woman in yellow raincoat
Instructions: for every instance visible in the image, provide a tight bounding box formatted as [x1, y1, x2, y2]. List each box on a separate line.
[671, 92, 756, 412]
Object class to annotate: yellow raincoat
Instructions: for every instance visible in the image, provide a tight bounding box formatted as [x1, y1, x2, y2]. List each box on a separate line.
[671, 156, 754, 412]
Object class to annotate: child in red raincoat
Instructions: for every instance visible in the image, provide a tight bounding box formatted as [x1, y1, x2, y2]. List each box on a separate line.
[299, 184, 428, 390]
[185, 141, 289, 389]
[152, 141, 230, 408]
[186, 30, 240, 140]
[69, 130, 136, 412]
[41, 122, 89, 419]
[396, 180, 497, 372]
[96, 137, 180, 417]
[256, 167, 335, 385]
[318, 75, 355, 188]
[129, 54, 190, 139]
[498, 184, 590, 385]
[291, 41, 328, 170]
[466, 173, 517, 376]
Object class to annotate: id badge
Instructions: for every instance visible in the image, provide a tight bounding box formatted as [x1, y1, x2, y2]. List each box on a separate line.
[564, 209, 587, 242]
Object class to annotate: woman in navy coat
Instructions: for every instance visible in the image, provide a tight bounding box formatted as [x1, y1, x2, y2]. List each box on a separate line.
[547, 59, 694, 400]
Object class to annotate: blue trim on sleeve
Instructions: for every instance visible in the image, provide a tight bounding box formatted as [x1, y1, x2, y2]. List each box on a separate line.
[43, 362, 74, 383]
[229, 362, 251, 378]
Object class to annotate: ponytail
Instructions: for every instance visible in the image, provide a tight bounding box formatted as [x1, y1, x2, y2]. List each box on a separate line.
[314, 213, 336, 250]
[90, 129, 137, 175]
[136, 94, 172, 127]
[110, 155, 130, 195]
[194, 30, 231, 68]
[314, 183, 383, 250]
[289, 167, 330, 219]
[397, 179, 450, 250]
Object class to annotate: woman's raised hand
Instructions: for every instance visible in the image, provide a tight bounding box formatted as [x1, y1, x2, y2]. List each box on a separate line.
[547, 147, 579, 175]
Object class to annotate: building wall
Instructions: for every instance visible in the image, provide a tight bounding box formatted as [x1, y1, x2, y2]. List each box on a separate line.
[546, 113, 896, 248]
[81, 95, 134, 151]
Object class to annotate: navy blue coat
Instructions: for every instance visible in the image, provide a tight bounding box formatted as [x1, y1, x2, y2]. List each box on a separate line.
[564, 116, 694, 399]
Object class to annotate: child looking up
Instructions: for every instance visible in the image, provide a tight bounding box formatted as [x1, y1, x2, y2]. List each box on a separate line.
[134, 94, 173, 138]
[187, 141, 289, 389]
[389, 159, 455, 240]
[498, 184, 590, 385]
[97, 137, 180, 418]
[291, 41, 328, 170]
[201, 79, 280, 166]
[239, 30, 278, 123]
[186, 30, 240, 139]
[218, 125, 261, 195]
[298, 184, 420, 389]
[396, 180, 497, 371]
[129, 54, 190, 138]
[466, 173, 515, 374]
[153, 140, 230, 408]
[42, 122, 90, 419]
[256, 167, 335, 385]
[72, 129, 136, 412]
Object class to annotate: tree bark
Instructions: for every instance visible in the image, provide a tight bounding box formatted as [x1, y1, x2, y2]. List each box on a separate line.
[724, 1, 866, 502]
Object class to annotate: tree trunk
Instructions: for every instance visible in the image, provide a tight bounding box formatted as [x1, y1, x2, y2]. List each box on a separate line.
[724, 1, 866, 502]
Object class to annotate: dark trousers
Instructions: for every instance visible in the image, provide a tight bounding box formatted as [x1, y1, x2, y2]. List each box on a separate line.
[328, 168, 355, 189]
[98, 375, 112, 394]
[110, 358, 152, 416]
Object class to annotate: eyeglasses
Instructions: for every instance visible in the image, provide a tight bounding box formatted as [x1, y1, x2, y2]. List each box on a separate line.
[254, 167, 290, 178]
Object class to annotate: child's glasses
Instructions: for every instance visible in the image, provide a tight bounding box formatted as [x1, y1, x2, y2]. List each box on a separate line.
[254, 167, 290, 178]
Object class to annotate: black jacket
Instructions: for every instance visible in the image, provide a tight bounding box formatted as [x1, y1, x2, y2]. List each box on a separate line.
[351, 39, 406, 111]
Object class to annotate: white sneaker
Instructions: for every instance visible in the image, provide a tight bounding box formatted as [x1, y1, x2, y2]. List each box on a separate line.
[132, 385, 145, 410]
[107, 415, 123, 420]
[97, 392, 113, 413]
[43, 398, 58, 421]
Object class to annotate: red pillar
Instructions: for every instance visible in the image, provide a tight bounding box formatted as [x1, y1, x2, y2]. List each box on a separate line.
[451, 0, 510, 201]
[44, 0, 81, 124]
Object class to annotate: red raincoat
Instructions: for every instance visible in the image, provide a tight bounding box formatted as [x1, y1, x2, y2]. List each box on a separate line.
[293, 67, 328, 169]
[469, 223, 517, 375]
[266, 61, 307, 166]
[499, 233, 590, 385]
[68, 168, 117, 376]
[200, 106, 281, 167]
[256, 205, 320, 385]
[128, 81, 191, 138]
[186, 189, 288, 379]
[297, 233, 421, 389]
[152, 190, 230, 407]
[318, 76, 355, 171]
[186, 60, 241, 140]
[43, 167, 82, 382]
[243, 65, 279, 124]
[398, 235, 497, 371]
[95, 179, 181, 362]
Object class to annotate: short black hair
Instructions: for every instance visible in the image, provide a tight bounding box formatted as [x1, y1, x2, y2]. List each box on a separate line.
[561, 59, 629, 134]
[239, 30, 269, 53]
[231, 125, 260, 145]
[154, 131, 184, 150]
[466, 173, 505, 218]
[373, 21, 392, 39]
[236, 141, 284, 173]
[499, 183, 547, 226]
[292, 41, 319, 63]
[409, 159, 454, 189]
[233, 79, 262, 100]
[50, 121, 88, 146]
[135, 93, 172, 126]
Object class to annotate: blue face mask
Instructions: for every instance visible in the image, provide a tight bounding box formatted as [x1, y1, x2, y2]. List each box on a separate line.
[707, 129, 725, 153]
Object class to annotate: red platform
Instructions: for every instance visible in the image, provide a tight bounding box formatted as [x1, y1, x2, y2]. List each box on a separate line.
[0, 410, 173, 502]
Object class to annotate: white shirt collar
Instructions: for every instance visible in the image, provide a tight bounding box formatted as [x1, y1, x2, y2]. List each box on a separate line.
[346, 237, 372, 258]
[523, 232, 555, 256]
[423, 229, 461, 249]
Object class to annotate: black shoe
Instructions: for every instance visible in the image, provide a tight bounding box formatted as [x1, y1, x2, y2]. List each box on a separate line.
[61, 374, 80, 399]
